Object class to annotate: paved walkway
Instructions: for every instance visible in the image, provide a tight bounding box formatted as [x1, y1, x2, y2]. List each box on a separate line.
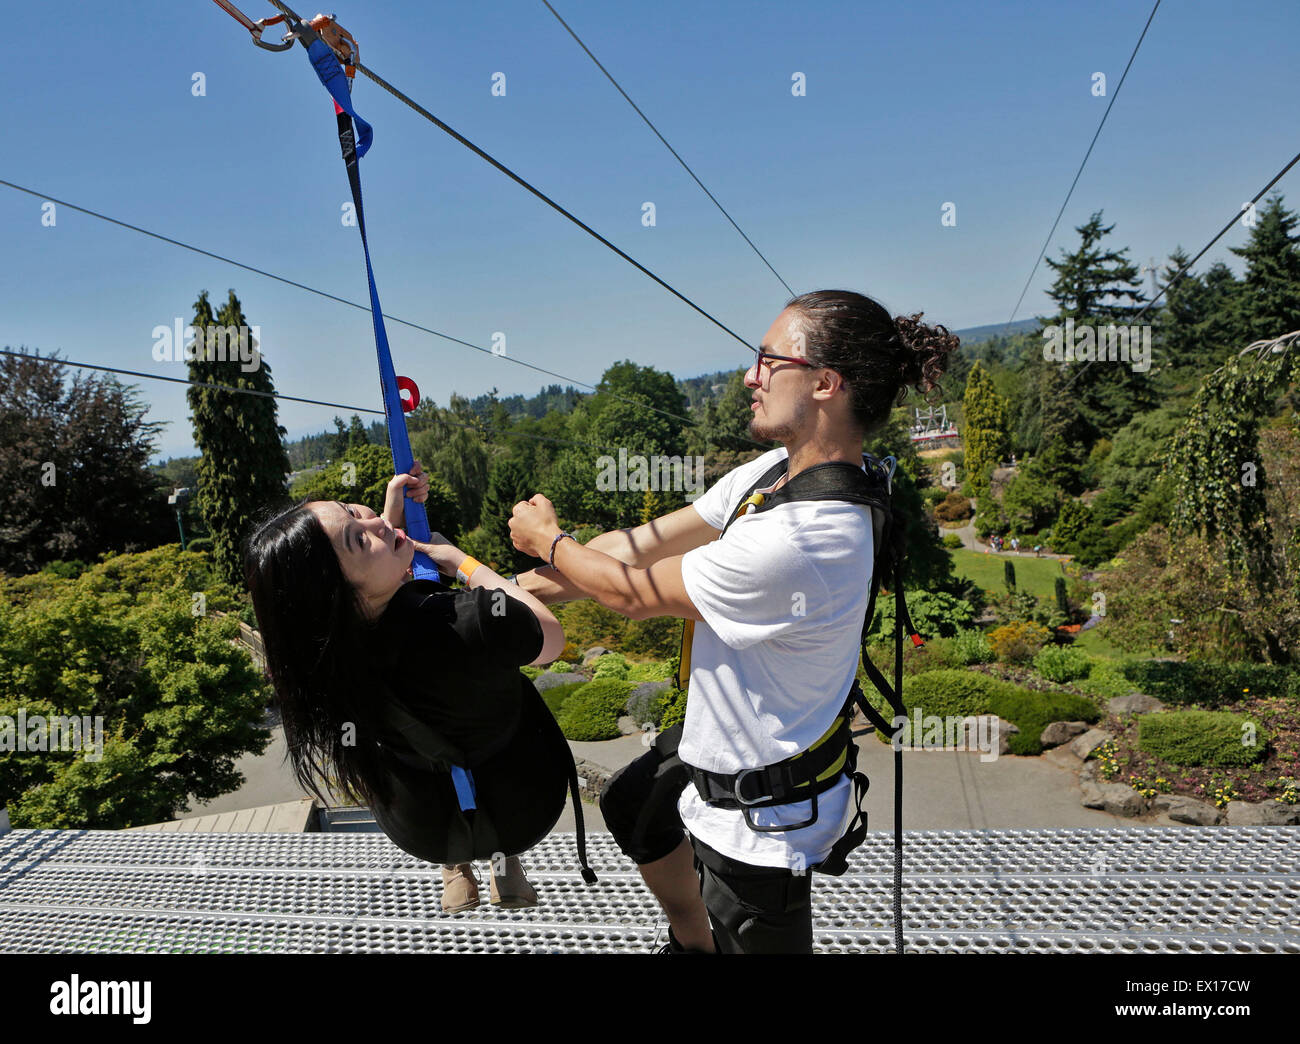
[182, 721, 1175, 834]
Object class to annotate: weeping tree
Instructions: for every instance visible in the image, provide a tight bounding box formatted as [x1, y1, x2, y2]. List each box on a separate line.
[1126, 335, 1300, 662]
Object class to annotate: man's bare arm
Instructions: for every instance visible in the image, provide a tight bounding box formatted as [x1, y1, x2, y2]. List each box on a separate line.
[516, 503, 719, 604]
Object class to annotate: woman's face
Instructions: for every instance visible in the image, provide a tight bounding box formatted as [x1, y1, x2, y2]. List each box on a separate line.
[306, 500, 414, 618]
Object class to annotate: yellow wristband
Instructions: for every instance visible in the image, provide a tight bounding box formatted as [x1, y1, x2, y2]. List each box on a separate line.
[456, 556, 483, 585]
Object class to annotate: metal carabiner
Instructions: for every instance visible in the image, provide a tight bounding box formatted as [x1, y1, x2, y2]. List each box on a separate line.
[251, 15, 295, 51]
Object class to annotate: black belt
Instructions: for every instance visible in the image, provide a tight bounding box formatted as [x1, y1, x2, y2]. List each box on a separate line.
[686, 712, 854, 833]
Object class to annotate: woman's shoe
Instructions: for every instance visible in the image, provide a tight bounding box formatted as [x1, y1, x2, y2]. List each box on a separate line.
[440, 863, 480, 913]
[489, 855, 539, 909]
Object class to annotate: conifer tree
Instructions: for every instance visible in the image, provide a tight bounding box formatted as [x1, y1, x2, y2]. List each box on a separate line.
[961, 361, 1009, 494]
[188, 289, 292, 586]
[1229, 193, 1300, 343]
[1037, 211, 1149, 490]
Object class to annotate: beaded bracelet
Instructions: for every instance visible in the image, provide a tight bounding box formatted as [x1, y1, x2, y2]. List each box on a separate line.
[548, 531, 576, 570]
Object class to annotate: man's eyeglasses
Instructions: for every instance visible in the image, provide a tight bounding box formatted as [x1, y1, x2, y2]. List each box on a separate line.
[748, 346, 817, 384]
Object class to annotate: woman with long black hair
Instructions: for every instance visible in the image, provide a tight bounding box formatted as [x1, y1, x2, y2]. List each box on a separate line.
[242, 461, 578, 912]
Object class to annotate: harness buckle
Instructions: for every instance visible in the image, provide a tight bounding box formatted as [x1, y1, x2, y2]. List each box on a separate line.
[731, 767, 773, 807]
[741, 788, 820, 833]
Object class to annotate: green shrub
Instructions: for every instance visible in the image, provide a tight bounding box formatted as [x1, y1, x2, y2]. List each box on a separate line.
[1077, 660, 1136, 700]
[952, 628, 994, 665]
[658, 685, 687, 731]
[555, 679, 636, 741]
[988, 620, 1051, 663]
[933, 492, 973, 523]
[866, 637, 968, 679]
[900, 670, 1002, 718]
[876, 671, 1100, 756]
[941, 533, 965, 550]
[1138, 710, 1268, 767]
[591, 652, 630, 680]
[626, 660, 675, 683]
[541, 681, 589, 716]
[986, 687, 1100, 756]
[520, 665, 543, 680]
[866, 590, 977, 645]
[1120, 660, 1299, 708]
[1033, 645, 1093, 683]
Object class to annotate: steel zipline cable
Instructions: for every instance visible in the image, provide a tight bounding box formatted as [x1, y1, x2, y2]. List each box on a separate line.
[262, 0, 757, 356]
[1001, 0, 1162, 338]
[0, 347, 661, 458]
[0, 177, 765, 449]
[539, 0, 795, 298]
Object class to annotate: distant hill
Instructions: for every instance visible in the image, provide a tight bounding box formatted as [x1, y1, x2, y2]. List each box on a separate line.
[945, 318, 1042, 347]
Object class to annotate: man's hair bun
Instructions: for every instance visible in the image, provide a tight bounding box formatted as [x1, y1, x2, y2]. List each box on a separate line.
[894, 312, 960, 395]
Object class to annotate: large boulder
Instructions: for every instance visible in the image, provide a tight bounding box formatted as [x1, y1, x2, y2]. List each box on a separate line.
[1081, 781, 1148, 816]
[1108, 692, 1166, 716]
[1151, 795, 1223, 825]
[1071, 729, 1114, 760]
[1040, 721, 1090, 748]
[1225, 800, 1300, 826]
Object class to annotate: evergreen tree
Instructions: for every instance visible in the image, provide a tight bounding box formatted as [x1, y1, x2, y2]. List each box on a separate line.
[1229, 193, 1300, 343]
[346, 414, 369, 451]
[476, 455, 536, 573]
[961, 361, 1009, 494]
[187, 290, 292, 586]
[1037, 211, 1149, 489]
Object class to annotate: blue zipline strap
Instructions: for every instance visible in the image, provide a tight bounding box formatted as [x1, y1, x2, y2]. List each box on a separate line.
[302, 38, 440, 586]
[306, 38, 372, 156]
[301, 35, 482, 811]
[450, 764, 478, 811]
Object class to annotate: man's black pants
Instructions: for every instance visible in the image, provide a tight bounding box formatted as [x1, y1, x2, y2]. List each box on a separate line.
[599, 725, 813, 954]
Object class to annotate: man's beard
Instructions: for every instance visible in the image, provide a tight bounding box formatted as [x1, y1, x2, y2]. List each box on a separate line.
[749, 398, 806, 443]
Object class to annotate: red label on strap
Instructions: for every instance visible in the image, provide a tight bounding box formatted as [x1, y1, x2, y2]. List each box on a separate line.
[910, 633, 925, 647]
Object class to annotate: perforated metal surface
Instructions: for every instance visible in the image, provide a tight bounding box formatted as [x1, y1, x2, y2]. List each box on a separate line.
[1, 828, 1296, 953]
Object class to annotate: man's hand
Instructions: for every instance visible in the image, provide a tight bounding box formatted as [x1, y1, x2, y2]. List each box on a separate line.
[509, 494, 563, 561]
[382, 459, 429, 530]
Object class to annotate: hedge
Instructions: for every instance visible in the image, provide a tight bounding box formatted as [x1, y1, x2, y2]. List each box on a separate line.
[1138, 710, 1269, 767]
[540, 681, 588, 716]
[985, 687, 1099, 756]
[1120, 660, 1299, 708]
[555, 679, 636, 741]
[867, 669, 1100, 756]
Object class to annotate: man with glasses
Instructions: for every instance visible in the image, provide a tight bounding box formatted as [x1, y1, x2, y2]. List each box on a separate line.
[508, 295, 887, 953]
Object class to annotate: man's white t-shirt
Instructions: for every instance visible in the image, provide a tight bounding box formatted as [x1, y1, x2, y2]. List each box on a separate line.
[677, 447, 874, 869]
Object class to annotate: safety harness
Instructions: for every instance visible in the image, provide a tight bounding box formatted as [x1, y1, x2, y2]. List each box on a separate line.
[671, 452, 920, 951]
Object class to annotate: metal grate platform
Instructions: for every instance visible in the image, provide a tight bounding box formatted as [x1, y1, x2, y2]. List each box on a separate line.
[1, 828, 1297, 954]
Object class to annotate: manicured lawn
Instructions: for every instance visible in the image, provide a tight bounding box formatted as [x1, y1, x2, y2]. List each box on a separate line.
[1072, 621, 1165, 661]
[949, 548, 1068, 601]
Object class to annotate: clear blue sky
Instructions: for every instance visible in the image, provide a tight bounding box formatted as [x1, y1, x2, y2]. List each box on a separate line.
[3, 0, 1298, 461]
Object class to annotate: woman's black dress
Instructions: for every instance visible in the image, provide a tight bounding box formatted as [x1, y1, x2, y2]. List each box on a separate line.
[365, 578, 576, 867]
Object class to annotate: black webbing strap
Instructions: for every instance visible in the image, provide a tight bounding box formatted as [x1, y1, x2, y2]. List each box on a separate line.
[685, 711, 852, 810]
